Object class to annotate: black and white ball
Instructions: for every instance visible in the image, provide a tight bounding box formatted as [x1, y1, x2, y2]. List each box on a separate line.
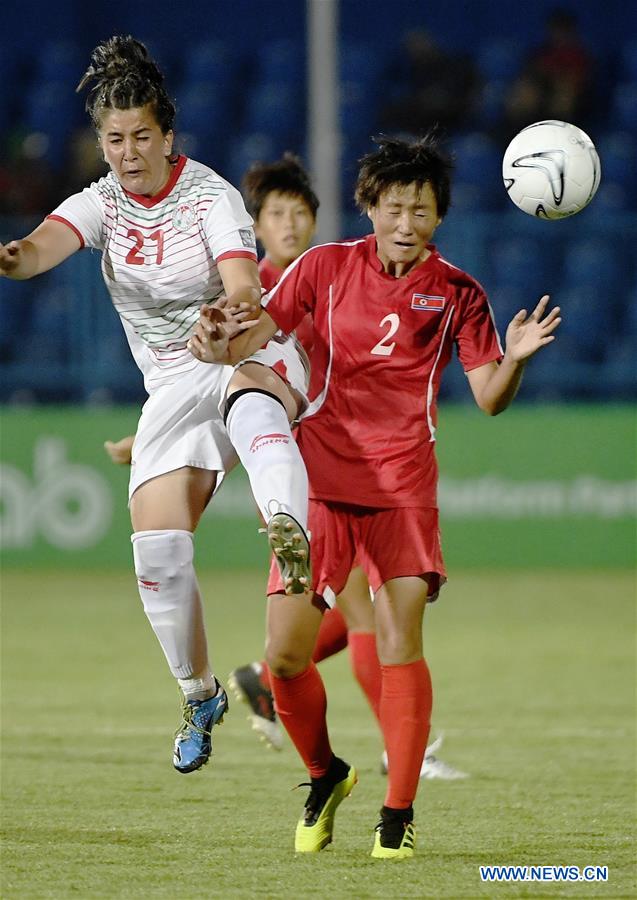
[502, 120, 601, 219]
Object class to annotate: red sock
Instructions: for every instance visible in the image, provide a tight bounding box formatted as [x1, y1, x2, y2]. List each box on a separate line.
[380, 658, 433, 809]
[258, 662, 271, 692]
[348, 631, 381, 723]
[270, 663, 333, 777]
[312, 607, 349, 663]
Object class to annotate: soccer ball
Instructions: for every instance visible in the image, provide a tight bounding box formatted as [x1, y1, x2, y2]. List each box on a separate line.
[502, 120, 601, 219]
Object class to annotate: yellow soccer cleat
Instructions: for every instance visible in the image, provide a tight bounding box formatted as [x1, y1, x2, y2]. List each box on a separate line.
[371, 807, 416, 860]
[294, 757, 357, 852]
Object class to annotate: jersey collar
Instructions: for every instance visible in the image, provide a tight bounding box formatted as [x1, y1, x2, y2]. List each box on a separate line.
[122, 155, 187, 207]
[365, 233, 439, 278]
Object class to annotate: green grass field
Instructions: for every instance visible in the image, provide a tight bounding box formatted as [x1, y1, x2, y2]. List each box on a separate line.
[1, 569, 635, 899]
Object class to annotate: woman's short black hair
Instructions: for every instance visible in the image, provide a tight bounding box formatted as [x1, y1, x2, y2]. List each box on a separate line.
[242, 153, 319, 219]
[355, 133, 452, 217]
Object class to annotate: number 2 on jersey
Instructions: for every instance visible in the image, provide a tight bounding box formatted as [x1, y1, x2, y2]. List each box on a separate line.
[371, 313, 400, 356]
[125, 229, 164, 266]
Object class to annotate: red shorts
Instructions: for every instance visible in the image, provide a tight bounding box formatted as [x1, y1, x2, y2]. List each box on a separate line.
[267, 500, 446, 604]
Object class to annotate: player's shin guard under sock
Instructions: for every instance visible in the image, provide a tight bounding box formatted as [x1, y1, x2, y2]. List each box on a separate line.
[348, 631, 382, 722]
[225, 390, 308, 528]
[380, 658, 432, 808]
[270, 663, 333, 777]
[132, 530, 210, 679]
[312, 607, 349, 663]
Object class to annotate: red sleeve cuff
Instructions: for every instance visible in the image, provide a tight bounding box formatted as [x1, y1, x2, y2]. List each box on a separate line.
[46, 215, 85, 249]
[463, 351, 504, 372]
[216, 249, 258, 263]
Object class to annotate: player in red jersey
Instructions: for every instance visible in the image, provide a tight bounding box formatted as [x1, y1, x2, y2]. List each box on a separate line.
[190, 134, 561, 857]
[227, 155, 465, 779]
[191, 134, 561, 859]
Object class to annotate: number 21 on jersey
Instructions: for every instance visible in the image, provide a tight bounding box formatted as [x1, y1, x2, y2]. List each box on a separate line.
[125, 228, 164, 266]
[371, 313, 400, 356]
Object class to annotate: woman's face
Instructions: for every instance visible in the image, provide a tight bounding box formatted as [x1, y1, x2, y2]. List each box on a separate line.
[99, 105, 173, 197]
[368, 181, 441, 275]
[256, 191, 316, 269]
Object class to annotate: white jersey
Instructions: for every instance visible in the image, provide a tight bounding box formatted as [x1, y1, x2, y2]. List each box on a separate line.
[49, 155, 257, 392]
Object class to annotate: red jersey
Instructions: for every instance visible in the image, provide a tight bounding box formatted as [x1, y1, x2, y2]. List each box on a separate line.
[259, 255, 315, 354]
[263, 234, 503, 509]
[258, 256, 285, 292]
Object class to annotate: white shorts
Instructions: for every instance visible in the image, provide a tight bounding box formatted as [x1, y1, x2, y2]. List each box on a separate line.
[128, 336, 309, 500]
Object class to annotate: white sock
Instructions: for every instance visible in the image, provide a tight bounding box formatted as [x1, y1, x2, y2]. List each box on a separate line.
[132, 530, 211, 680]
[225, 391, 308, 529]
[178, 671, 217, 702]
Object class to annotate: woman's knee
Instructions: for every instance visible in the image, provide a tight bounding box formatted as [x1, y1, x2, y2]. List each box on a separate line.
[265, 594, 322, 677]
[375, 625, 423, 665]
[227, 363, 299, 421]
[265, 646, 312, 679]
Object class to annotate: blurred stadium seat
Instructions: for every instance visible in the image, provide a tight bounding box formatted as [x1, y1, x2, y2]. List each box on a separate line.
[476, 79, 509, 127]
[612, 82, 637, 131]
[223, 132, 281, 189]
[340, 80, 377, 140]
[561, 238, 628, 294]
[553, 286, 617, 360]
[35, 40, 82, 84]
[490, 236, 543, 290]
[596, 131, 637, 202]
[594, 183, 631, 212]
[183, 39, 238, 86]
[489, 285, 529, 332]
[242, 82, 302, 145]
[601, 335, 637, 399]
[523, 337, 600, 400]
[0, 278, 35, 365]
[620, 39, 637, 80]
[23, 81, 82, 167]
[476, 38, 523, 81]
[258, 38, 304, 84]
[177, 81, 233, 163]
[452, 132, 504, 210]
[340, 39, 384, 84]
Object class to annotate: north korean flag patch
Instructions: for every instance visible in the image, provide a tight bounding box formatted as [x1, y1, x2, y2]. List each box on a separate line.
[411, 294, 446, 312]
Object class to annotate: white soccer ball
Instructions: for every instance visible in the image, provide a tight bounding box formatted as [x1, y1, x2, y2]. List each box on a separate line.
[502, 120, 601, 219]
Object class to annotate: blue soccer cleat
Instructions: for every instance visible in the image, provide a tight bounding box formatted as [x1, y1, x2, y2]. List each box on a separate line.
[173, 686, 229, 774]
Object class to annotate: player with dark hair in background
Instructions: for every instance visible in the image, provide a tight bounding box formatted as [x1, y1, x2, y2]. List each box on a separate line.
[229, 154, 465, 780]
[190, 133, 560, 858]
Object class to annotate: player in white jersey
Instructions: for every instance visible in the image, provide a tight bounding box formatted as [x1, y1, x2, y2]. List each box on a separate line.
[0, 36, 311, 775]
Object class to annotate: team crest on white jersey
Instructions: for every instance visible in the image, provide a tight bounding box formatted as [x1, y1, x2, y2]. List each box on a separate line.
[172, 202, 197, 232]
